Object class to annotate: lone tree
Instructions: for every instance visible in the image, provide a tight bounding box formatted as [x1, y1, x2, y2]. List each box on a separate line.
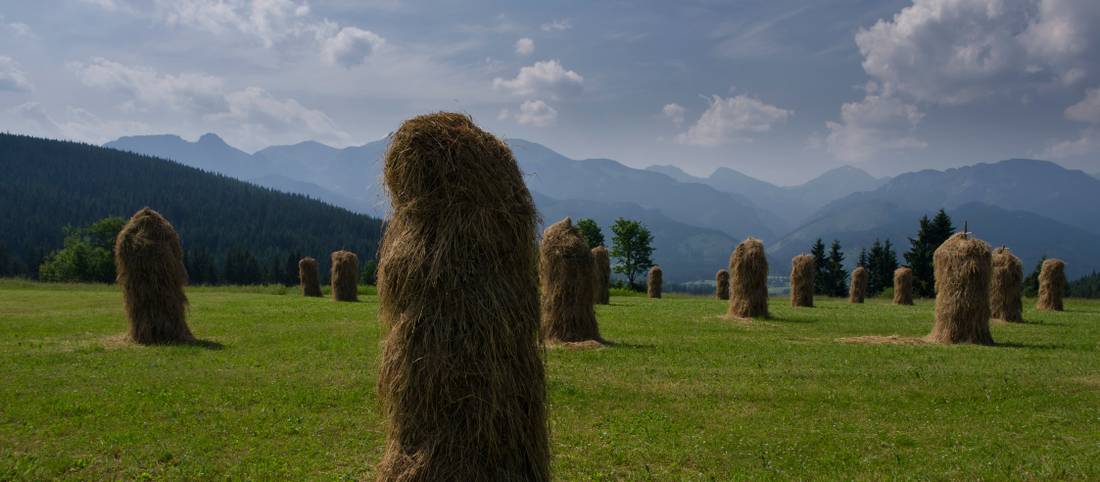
[576, 218, 605, 249]
[905, 209, 955, 297]
[810, 238, 828, 295]
[609, 218, 654, 288]
[825, 240, 848, 297]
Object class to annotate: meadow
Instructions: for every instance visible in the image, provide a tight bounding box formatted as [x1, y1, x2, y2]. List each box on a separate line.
[1, 280, 1099, 480]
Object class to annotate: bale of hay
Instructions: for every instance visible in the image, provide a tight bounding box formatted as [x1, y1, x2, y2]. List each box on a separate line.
[298, 256, 322, 297]
[647, 265, 662, 299]
[990, 247, 1023, 322]
[591, 246, 610, 305]
[728, 237, 769, 319]
[928, 232, 994, 345]
[376, 112, 549, 481]
[1037, 258, 1066, 311]
[849, 266, 868, 304]
[893, 267, 914, 305]
[114, 207, 194, 344]
[790, 254, 815, 307]
[330, 250, 359, 302]
[540, 217, 601, 343]
[715, 269, 730, 300]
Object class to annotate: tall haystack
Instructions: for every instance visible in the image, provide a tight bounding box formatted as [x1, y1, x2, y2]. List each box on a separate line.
[376, 112, 549, 481]
[592, 246, 610, 305]
[540, 217, 601, 343]
[715, 269, 730, 300]
[928, 232, 994, 345]
[330, 250, 359, 302]
[1037, 258, 1066, 311]
[647, 265, 663, 299]
[298, 256, 322, 297]
[893, 267, 914, 305]
[990, 247, 1023, 322]
[114, 207, 194, 344]
[849, 267, 868, 303]
[790, 254, 815, 307]
[728, 237, 769, 319]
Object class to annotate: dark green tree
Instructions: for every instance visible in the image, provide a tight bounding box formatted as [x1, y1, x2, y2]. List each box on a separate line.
[609, 218, 654, 288]
[38, 217, 125, 283]
[904, 209, 955, 297]
[810, 238, 828, 295]
[825, 240, 849, 297]
[857, 248, 868, 268]
[361, 259, 378, 285]
[865, 239, 899, 296]
[1068, 271, 1100, 298]
[576, 218, 605, 248]
[1024, 256, 1047, 297]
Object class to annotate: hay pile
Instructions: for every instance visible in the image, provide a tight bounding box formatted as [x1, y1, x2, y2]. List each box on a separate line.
[298, 256, 322, 297]
[790, 254, 815, 307]
[728, 237, 769, 319]
[715, 269, 730, 300]
[540, 217, 601, 343]
[893, 267, 913, 305]
[928, 232, 994, 345]
[990, 247, 1023, 322]
[592, 246, 610, 305]
[114, 207, 194, 344]
[375, 112, 549, 481]
[1037, 258, 1066, 311]
[647, 265, 662, 299]
[330, 250, 359, 302]
[849, 266, 867, 304]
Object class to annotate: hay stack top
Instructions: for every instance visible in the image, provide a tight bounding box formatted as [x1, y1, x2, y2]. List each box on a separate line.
[935, 232, 992, 266]
[542, 217, 588, 257]
[115, 207, 185, 267]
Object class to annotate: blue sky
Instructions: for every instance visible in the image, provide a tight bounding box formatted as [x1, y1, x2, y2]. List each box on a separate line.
[1, 0, 1098, 184]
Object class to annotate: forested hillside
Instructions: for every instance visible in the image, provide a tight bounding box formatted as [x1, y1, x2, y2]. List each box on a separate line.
[0, 133, 382, 283]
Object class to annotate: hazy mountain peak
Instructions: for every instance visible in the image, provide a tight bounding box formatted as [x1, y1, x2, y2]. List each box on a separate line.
[197, 132, 227, 145]
[645, 165, 699, 183]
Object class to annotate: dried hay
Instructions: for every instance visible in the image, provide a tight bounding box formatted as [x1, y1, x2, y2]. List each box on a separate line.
[790, 254, 815, 307]
[990, 247, 1023, 322]
[114, 207, 194, 345]
[928, 232, 994, 345]
[728, 237, 769, 319]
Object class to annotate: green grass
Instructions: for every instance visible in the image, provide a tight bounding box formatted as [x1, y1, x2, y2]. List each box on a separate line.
[2, 282, 1099, 480]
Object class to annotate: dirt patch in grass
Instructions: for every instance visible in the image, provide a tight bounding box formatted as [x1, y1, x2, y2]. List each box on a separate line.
[836, 335, 930, 345]
[547, 340, 607, 350]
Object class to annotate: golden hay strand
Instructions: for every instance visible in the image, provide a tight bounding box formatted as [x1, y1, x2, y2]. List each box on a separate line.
[330, 250, 359, 302]
[1037, 258, 1066, 311]
[715, 269, 730, 300]
[647, 265, 663, 299]
[849, 266, 868, 304]
[540, 217, 601, 343]
[376, 112, 549, 481]
[893, 267, 914, 305]
[298, 256, 322, 297]
[790, 254, 815, 307]
[114, 207, 194, 344]
[728, 237, 769, 319]
[591, 246, 610, 305]
[928, 233, 994, 345]
[990, 247, 1023, 322]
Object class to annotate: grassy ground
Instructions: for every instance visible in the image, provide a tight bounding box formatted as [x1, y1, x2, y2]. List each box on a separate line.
[1, 281, 1098, 480]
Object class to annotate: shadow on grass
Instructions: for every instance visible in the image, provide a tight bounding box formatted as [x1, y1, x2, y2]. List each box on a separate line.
[995, 341, 1064, 350]
[601, 340, 656, 349]
[142, 338, 225, 350]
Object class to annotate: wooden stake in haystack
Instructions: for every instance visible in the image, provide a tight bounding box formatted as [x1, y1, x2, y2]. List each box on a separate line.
[298, 256, 322, 297]
[1037, 258, 1066, 311]
[375, 112, 549, 481]
[540, 217, 602, 344]
[990, 247, 1023, 322]
[728, 237, 769, 319]
[849, 266, 868, 304]
[928, 232, 994, 345]
[591, 246, 611, 305]
[647, 265, 663, 299]
[330, 250, 359, 302]
[790, 254, 815, 307]
[114, 207, 194, 344]
[893, 267, 914, 305]
[715, 269, 730, 300]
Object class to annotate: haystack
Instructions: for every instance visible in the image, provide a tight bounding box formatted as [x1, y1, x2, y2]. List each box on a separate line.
[647, 265, 662, 299]
[298, 256, 322, 297]
[375, 112, 549, 481]
[928, 232, 993, 345]
[540, 217, 601, 343]
[114, 207, 194, 344]
[592, 246, 610, 305]
[790, 254, 815, 307]
[893, 267, 914, 305]
[990, 247, 1023, 322]
[715, 269, 730, 300]
[728, 237, 768, 319]
[849, 266, 867, 304]
[330, 250, 359, 302]
[1037, 258, 1066, 311]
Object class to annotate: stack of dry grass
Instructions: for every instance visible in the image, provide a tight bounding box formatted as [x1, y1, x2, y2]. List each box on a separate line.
[849, 266, 867, 304]
[540, 217, 601, 343]
[728, 237, 769, 319]
[591, 246, 610, 305]
[790, 254, 815, 307]
[647, 265, 663, 299]
[1037, 258, 1066, 311]
[375, 112, 549, 481]
[114, 207, 194, 344]
[928, 232, 994, 345]
[298, 257, 322, 297]
[893, 267, 914, 305]
[990, 247, 1023, 322]
[715, 269, 730, 300]
[330, 250, 359, 302]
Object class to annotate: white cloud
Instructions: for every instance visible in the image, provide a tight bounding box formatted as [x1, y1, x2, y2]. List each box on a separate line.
[662, 103, 685, 126]
[320, 26, 385, 67]
[823, 94, 926, 163]
[1045, 87, 1100, 158]
[501, 99, 557, 126]
[0, 102, 151, 143]
[492, 60, 583, 98]
[540, 18, 572, 32]
[1065, 88, 1100, 124]
[675, 95, 792, 146]
[211, 86, 345, 137]
[71, 58, 225, 112]
[0, 57, 32, 92]
[515, 37, 535, 56]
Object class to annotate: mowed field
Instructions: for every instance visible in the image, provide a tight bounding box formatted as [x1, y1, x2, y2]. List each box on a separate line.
[2, 281, 1099, 480]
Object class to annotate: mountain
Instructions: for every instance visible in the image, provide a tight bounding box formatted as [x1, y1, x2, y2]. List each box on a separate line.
[107, 133, 261, 180]
[253, 140, 390, 217]
[0, 133, 382, 280]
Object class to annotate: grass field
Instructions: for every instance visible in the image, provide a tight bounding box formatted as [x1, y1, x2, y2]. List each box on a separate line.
[2, 280, 1099, 480]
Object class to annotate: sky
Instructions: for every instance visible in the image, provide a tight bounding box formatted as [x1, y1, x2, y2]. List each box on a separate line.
[1, 0, 1099, 185]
